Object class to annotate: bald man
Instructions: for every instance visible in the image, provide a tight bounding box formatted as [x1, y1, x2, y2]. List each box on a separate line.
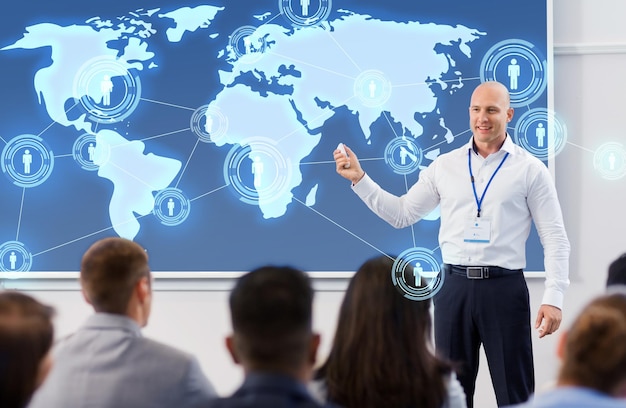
[333, 81, 570, 407]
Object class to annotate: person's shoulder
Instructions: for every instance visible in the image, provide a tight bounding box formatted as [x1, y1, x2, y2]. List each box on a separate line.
[135, 336, 196, 363]
[205, 396, 328, 408]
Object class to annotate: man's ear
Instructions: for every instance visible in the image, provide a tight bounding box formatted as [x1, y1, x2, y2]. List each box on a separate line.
[556, 330, 568, 360]
[135, 276, 151, 303]
[80, 285, 93, 305]
[309, 332, 321, 365]
[225, 335, 241, 365]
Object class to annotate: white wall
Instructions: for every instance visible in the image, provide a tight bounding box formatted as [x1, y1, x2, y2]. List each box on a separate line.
[5, 1, 626, 406]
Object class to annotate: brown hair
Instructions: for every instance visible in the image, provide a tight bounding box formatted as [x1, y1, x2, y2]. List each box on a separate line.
[315, 255, 452, 408]
[80, 237, 150, 314]
[558, 294, 626, 395]
[0, 291, 54, 408]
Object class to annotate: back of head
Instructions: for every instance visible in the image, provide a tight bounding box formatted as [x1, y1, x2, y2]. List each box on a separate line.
[229, 265, 314, 373]
[558, 293, 626, 396]
[0, 291, 54, 408]
[607, 253, 626, 287]
[80, 237, 150, 314]
[318, 255, 449, 408]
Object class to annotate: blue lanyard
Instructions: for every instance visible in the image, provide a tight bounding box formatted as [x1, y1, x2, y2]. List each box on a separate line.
[468, 149, 509, 218]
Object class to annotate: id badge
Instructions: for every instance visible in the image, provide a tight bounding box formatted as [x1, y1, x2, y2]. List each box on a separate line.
[464, 218, 491, 243]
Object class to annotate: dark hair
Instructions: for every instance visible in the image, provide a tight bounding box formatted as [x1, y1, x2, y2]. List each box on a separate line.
[0, 291, 55, 408]
[558, 293, 626, 395]
[229, 265, 314, 371]
[315, 255, 452, 408]
[80, 237, 150, 314]
[607, 253, 626, 287]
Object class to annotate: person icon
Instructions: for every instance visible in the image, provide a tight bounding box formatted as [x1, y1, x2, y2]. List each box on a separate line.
[9, 251, 17, 270]
[414, 262, 424, 286]
[22, 149, 33, 174]
[608, 152, 616, 171]
[251, 155, 264, 189]
[167, 198, 176, 217]
[205, 113, 213, 134]
[243, 36, 252, 54]
[536, 123, 546, 148]
[399, 146, 417, 166]
[300, 0, 310, 16]
[101, 75, 113, 106]
[508, 58, 520, 90]
[87, 143, 96, 162]
[368, 80, 377, 98]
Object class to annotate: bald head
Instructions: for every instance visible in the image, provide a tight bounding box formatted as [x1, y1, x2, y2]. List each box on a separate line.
[471, 81, 511, 107]
[469, 81, 514, 153]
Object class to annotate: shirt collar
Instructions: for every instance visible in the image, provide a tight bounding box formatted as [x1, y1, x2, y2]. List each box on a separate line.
[468, 133, 516, 156]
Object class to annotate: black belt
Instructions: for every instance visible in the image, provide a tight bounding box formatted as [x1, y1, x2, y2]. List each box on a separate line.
[444, 264, 523, 279]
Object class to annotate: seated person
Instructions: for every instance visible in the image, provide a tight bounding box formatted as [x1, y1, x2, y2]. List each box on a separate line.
[513, 293, 626, 407]
[311, 255, 466, 408]
[208, 265, 327, 408]
[0, 291, 54, 408]
[28, 237, 217, 408]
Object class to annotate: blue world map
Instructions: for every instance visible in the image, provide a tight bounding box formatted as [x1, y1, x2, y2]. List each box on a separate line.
[0, 0, 549, 272]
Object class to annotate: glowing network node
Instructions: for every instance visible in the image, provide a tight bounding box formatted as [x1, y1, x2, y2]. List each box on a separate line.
[190, 104, 229, 143]
[73, 56, 141, 123]
[384, 137, 423, 175]
[0, 241, 33, 273]
[229, 26, 267, 63]
[391, 247, 444, 301]
[1, 134, 54, 188]
[153, 188, 191, 226]
[72, 133, 100, 171]
[513, 108, 567, 161]
[223, 139, 292, 205]
[480, 39, 547, 107]
[279, 0, 332, 27]
[593, 142, 626, 181]
[353, 70, 392, 108]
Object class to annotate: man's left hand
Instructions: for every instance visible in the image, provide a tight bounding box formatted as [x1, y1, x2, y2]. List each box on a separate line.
[535, 304, 562, 338]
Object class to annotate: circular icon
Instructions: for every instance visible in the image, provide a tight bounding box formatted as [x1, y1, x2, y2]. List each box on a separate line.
[0, 241, 33, 272]
[480, 39, 547, 107]
[223, 139, 292, 206]
[279, 0, 332, 27]
[354, 70, 392, 108]
[190, 104, 229, 143]
[513, 108, 567, 161]
[153, 188, 191, 226]
[391, 247, 444, 301]
[1, 134, 54, 188]
[73, 56, 141, 123]
[593, 142, 626, 180]
[72, 133, 100, 171]
[229, 26, 267, 63]
[384, 137, 422, 174]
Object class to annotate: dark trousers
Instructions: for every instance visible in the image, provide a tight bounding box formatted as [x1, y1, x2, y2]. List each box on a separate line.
[433, 268, 534, 407]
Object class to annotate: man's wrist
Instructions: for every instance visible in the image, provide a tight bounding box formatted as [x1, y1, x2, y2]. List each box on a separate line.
[352, 171, 365, 185]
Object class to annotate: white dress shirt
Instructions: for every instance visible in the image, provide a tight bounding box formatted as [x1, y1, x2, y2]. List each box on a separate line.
[352, 136, 570, 308]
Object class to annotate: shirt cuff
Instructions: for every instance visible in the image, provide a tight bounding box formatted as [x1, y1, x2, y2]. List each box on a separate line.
[541, 287, 564, 310]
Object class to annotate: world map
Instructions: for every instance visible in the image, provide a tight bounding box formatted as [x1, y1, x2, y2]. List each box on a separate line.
[0, 0, 549, 272]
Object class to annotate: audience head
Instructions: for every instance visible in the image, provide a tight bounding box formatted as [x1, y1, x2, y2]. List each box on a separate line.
[607, 253, 626, 287]
[226, 265, 319, 381]
[80, 237, 152, 325]
[0, 291, 55, 408]
[557, 293, 626, 397]
[316, 255, 450, 408]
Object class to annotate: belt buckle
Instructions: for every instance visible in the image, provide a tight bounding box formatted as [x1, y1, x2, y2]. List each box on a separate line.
[466, 267, 489, 279]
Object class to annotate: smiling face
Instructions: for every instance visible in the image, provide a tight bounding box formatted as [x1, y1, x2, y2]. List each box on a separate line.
[469, 81, 514, 154]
